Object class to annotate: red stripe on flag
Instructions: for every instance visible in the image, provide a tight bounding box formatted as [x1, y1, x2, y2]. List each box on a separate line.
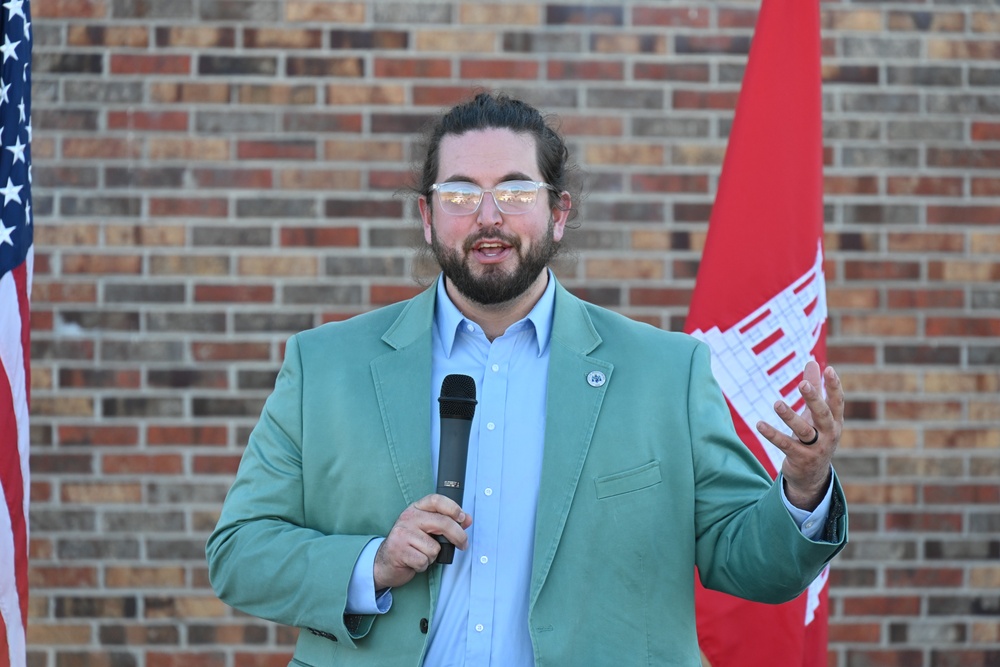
[738, 309, 771, 335]
[0, 610, 9, 667]
[767, 351, 796, 377]
[793, 271, 816, 294]
[751, 328, 784, 355]
[0, 362, 28, 626]
[781, 372, 805, 399]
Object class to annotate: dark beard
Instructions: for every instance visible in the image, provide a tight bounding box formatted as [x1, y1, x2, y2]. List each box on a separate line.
[431, 222, 560, 307]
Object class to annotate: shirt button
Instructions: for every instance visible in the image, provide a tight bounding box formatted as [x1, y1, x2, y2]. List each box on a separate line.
[484, 488, 493, 496]
[480, 555, 488, 564]
[475, 624, 484, 632]
[466, 324, 474, 332]
[491, 364, 499, 372]
[805, 520, 815, 529]
[487, 422, 495, 430]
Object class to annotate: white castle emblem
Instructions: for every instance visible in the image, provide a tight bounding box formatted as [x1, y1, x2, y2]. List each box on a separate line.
[690, 240, 829, 624]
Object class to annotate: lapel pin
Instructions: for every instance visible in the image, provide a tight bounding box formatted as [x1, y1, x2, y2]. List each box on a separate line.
[587, 370, 606, 387]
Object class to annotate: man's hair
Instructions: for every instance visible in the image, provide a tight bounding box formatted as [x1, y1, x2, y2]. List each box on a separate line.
[415, 92, 575, 215]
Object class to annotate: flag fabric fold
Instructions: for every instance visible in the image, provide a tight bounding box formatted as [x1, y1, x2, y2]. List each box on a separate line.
[683, 0, 829, 664]
[0, 2, 32, 666]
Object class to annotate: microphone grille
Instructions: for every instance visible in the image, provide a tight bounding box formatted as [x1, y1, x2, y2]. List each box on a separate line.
[439, 374, 477, 420]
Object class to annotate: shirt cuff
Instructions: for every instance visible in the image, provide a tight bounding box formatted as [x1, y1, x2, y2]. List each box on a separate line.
[345, 538, 392, 615]
[780, 469, 834, 541]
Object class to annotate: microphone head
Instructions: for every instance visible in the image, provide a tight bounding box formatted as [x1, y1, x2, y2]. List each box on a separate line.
[439, 374, 477, 420]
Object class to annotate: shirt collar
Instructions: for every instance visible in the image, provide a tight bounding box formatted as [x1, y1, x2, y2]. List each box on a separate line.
[434, 270, 557, 358]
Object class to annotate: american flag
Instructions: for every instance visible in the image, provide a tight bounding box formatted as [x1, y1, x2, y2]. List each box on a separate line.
[0, 1, 31, 665]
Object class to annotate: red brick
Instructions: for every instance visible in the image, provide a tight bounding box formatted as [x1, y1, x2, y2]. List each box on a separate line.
[107, 111, 189, 132]
[146, 426, 228, 446]
[237, 141, 317, 160]
[29, 566, 99, 588]
[192, 455, 243, 475]
[35, 0, 108, 18]
[927, 316, 1000, 337]
[280, 227, 360, 247]
[149, 198, 229, 218]
[884, 513, 964, 533]
[886, 176, 963, 196]
[245, 28, 323, 49]
[103, 455, 184, 475]
[193, 169, 273, 190]
[62, 254, 141, 275]
[628, 288, 692, 307]
[460, 59, 539, 79]
[57, 426, 139, 446]
[412, 85, 482, 107]
[147, 652, 226, 667]
[828, 622, 882, 643]
[972, 121, 1000, 141]
[63, 138, 142, 160]
[924, 483, 1000, 504]
[672, 89, 739, 110]
[374, 57, 451, 78]
[825, 175, 880, 195]
[32, 281, 98, 304]
[843, 596, 922, 616]
[371, 284, 425, 305]
[928, 205, 1000, 225]
[110, 54, 191, 75]
[194, 284, 275, 303]
[633, 62, 709, 82]
[156, 26, 236, 48]
[192, 342, 271, 362]
[631, 174, 709, 194]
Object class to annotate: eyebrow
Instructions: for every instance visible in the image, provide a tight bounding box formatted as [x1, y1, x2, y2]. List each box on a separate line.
[441, 171, 535, 185]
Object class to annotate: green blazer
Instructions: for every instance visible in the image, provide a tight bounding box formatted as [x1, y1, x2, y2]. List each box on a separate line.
[207, 278, 847, 667]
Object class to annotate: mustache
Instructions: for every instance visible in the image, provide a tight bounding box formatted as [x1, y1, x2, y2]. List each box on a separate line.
[462, 229, 522, 254]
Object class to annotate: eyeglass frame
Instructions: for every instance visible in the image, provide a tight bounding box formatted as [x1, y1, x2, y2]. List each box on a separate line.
[428, 180, 558, 216]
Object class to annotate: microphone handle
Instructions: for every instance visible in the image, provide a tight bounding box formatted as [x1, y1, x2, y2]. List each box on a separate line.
[434, 416, 473, 564]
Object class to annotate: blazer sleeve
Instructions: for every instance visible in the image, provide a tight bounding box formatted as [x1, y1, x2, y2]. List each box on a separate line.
[205, 334, 377, 647]
[687, 342, 847, 603]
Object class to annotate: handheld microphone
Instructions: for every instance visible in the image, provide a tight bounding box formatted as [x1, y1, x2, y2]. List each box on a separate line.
[435, 374, 477, 565]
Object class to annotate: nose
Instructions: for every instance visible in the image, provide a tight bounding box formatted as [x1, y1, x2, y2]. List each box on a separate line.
[476, 191, 503, 226]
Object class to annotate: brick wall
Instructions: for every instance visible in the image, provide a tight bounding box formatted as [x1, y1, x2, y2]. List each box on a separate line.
[28, 1, 999, 666]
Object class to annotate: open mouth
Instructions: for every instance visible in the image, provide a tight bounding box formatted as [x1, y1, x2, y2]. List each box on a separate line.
[470, 238, 514, 262]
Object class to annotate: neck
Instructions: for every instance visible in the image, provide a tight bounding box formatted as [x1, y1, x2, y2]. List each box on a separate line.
[445, 270, 550, 342]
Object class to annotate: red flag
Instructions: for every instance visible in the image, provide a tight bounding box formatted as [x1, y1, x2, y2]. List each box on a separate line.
[683, 0, 829, 664]
[1, 2, 32, 665]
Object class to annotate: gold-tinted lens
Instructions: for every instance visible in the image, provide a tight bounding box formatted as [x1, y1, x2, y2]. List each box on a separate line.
[436, 183, 482, 214]
[493, 182, 538, 212]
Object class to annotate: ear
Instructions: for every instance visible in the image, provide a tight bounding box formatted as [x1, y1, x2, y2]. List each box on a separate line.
[418, 195, 433, 245]
[551, 191, 571, 243]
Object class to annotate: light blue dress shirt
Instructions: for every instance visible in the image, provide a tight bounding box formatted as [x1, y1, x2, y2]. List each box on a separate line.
[345, 272, 833, 666]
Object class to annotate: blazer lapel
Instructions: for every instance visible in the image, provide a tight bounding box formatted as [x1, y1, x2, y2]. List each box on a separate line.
[530, 283, 612, 609]
[369, 284, 437, 506]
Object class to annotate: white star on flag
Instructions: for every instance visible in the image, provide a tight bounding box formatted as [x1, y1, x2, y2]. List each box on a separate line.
[0, 34, 19, 63]
[2, 0, 24, 22]
[6, 135, 24, 164]
[0, 177, 22, 205]
[17, 99, 23, 122]
[0, 82, 10, 105]
[23, 21, 29, 41]
[24, 199, 29, 223]
[0, 221, 13, 246]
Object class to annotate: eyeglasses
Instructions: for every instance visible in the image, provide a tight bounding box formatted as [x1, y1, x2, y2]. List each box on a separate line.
[430, 180, 556, 216]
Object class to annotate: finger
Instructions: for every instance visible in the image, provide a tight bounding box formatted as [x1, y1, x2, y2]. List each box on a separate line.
[413, 493, 469, 526]
[771, 399, 820, 445]
[803, 359, 822, 389]
[755, 419, 799, 455]
[824, 365, 844, 424]
[397, 504, 470, 550]
[798, 376, 834, 435]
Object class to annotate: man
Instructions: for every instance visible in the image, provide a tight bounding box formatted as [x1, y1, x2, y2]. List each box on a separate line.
[206, 92, 847, 666]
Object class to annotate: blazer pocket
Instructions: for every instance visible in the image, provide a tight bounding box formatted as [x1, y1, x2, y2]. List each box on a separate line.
[594, 460, 662, 499]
